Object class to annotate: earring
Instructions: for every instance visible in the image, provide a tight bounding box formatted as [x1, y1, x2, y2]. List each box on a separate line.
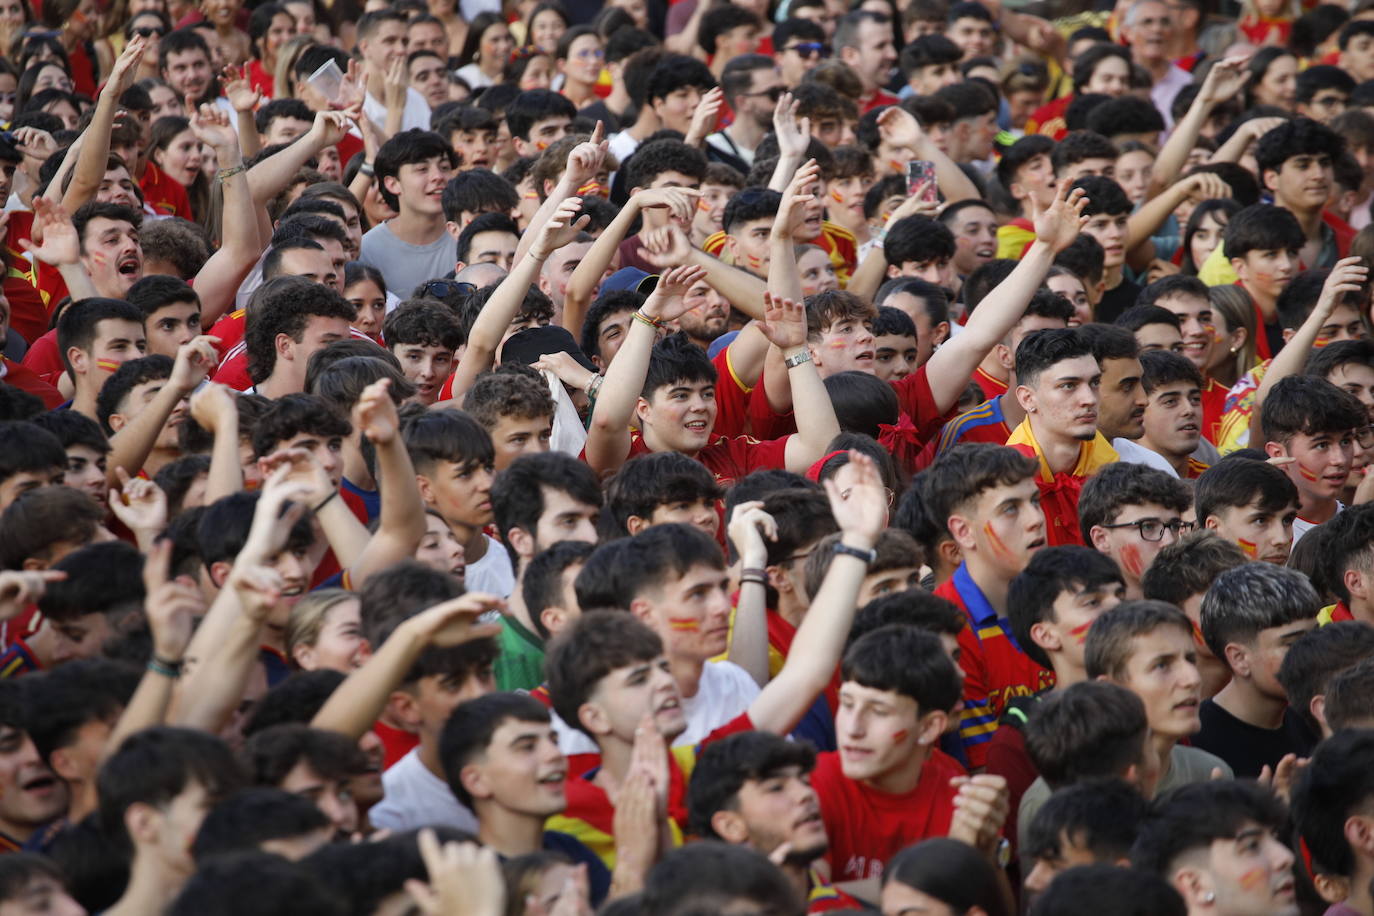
[1203, 892, 1215, 904]
[1229, 346, 1238, 354]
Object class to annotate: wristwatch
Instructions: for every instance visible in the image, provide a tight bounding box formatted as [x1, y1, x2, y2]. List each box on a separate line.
[833, 542, 877, 564]
[784, 350, 812, 369]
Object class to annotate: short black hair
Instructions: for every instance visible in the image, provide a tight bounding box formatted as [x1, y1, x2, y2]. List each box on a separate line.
[996, 133, 1054, 190]
[1071, 44, 1131, 92]
[1052, 130, 1119, 173]
[645, 54, 716, 106]
[523, 541, 595, 639]
[841, 625, 961, 714]
[1254, 116, 1345, 188]
[95, 354, 173, 435]
[374, 129, 457, 211]
[722, 187, 781, 235]
[382, 299, 464, 351]
[1260, 374, 1366, 446]
[441, 169, 521, 222]
[1115, 304, 1181, 334]
[605, 451, 720, 538]
[1078, 461, 1190, 542]
[1297, 64, 1356, 104]
[1224, 203, 1305, 262]
[923, 444, 1037, 532]
[1014, 327, 1094, 389]
[1025, 779, 1148, 867]
[191, 787, 330, 862]
[884, 216, 956, 270]
[686, 731, 816, 840]
[643, 331, 717, 400]
[1139, 348, 1203, 396]
[490, 451, 601, 561]
[1193, 456, 1299, 526]
[640, 842, 804, 916]
[1293, 727, 1374, 878]
[55, 297, 144, 381]
[251, 393, 351, 459]
[1027, 864, 1186, 916]
[243, 277, 357, 385]
[1071, 174, 1132, 218]
[1131, 780, 1288, 877]
[439, 692, 551, 807]
[1200, 563, 1319, 667]
[1085, 95, 1163, 139]
[573, 523, 723, 610]
[0, 420, 65, 487]
[1025, 681, 1149, 789]
[505, 89, 577, 141]
[624, 138, 708, 191]
[1008, 546, 1125, 669]
[402, 408, 495, 477]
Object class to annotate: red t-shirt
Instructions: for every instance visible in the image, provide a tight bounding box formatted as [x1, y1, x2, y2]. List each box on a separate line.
[891, 363, 959, 444]
[19, 328, 63, 387]
[141, 161, 194, 219]
[208, 309, 248, 362]
[812, 747, 964, 881]
[972, 367, 1008, 400]
[621, 429, 790, 487]
[1, 358, 62, 408]
[1200, 375, 1227, 446]
[860, 88, 901, 115]
[712, 346, 751, 439]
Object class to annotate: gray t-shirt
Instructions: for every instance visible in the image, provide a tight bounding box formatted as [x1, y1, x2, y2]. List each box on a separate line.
[1017, 743, 1232, 856]
[360, 222, 456, 299]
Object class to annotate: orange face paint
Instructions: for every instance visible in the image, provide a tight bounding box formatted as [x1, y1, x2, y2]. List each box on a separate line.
[888, 159, 904, 174]
[1314, 336, 1331, 349]
[667, 617, 699, 632]
[96, 359, 121, 372]
[576, 181, 601, 196]
[1297, 463, 1320, 483]
[1238, 537, 1258, 558]
[745, 253, 763, 269]
[697, 197, 712, 212]
[1067, 620, 1093, 644]
[982, 522, 1019, 567]
[1190, 618, 1207, 647]
[891, 729, 909, 743]
[522, 191, 539, 199]
[829, 188, 844, 204]
[1119, 543, 1144, 579]
[1238, 867, 1267, 892]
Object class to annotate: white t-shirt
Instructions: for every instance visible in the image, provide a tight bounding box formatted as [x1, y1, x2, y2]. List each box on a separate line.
[465, 534, 516, 598]
[363, 87, 435, 133]
[548, 658, 761, 756]
[1294, 504, 1343, 544]
[370, 747, 478, 833]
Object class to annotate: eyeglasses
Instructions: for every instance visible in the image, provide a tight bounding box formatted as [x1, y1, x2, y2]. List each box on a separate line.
[785, 41, 830, 58]
[418, 279, 476, 299]
[838, 486, 895, 506]
[133, 25, 166, 37]
[573, 46, 604, 60]
[1357, 426, 1374, 449]
[1100, 518, 1194, 541]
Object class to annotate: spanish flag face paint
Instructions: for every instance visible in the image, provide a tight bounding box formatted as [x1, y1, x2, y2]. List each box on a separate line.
[1297, 463, 1320, 483]
[667, 616, 699, 632]
[1238, 538, 1258, 558]
[96, 359, 122, 372]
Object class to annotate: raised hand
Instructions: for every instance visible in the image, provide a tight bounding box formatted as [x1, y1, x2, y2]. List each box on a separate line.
[947, 774, 1010, 856]
[1032, 176, 1089, 253]
[107, 34, 149, 96]
[189, 382, 238, 433]
[532, 351, 596, 391]
[821, 450, 887, 547]
[636, 224, 692, 269]
[309, 109, 354, 148]
[1182, 171, 1231, 204]
[726, 500, 777, 570]
[1198, 54, 1251, 107]
[635, 187, 701, 225]
[18, 197, 80, 267]
[259, 446, 333, 505]
[189, 102, 237, 151]
[240, 461, 313, 563]
[772, 91, 811, 160]
[757, 291, 806, 351]
[684, 86, 725, 147]
[228, 563, 285, 624]
[641, 263, 707, 323]
[405, 829, 506, 916]
[0, 570, 64, 622]
[564, 121, 608, 190]
[409, 593, 506, 647]
[530, 196, 591, 259]
[109, 466, 168, 534]
[11, 127, 55, 164]
[141, 536, 201, 662]
[876, 105, 922, 151]
[351, 378, 399, 445]
[169, 334, 221, 395]
[1315, 256, 1367, 319]
[626, 713, 669, 813]
[222, 63, 262, 114]
[384, 56, 407, 109]
[1256, 753, 1307, 804]
[773, 158, 820, 241]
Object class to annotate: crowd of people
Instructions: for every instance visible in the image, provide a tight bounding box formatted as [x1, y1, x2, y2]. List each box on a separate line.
[4, 0, 1374, 911]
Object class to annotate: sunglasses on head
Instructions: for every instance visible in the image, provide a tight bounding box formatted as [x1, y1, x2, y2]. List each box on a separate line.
[419, 279, 476, 299]
[787, 41, 830, 57]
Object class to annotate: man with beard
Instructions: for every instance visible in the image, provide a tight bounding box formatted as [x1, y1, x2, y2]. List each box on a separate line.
[687, 731, 861, 912]
[707, 56, 784, 169]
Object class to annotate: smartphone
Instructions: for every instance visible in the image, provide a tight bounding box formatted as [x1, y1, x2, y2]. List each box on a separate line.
[907, 160, 938, 203]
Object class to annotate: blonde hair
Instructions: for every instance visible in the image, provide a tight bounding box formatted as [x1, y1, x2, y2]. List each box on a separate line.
[285, 588, 356, 665]
[1208, 284, 1258, 383]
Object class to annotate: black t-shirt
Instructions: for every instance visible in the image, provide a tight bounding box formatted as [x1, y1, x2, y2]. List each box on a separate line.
[1192, 699, 1318, 779]
[1093, 277, 1143, 325]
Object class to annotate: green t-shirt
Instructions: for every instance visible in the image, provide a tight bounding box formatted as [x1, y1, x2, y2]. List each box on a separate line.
[495, 614, 546, 692]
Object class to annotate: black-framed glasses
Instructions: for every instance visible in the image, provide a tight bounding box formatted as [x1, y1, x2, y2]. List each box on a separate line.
[418, 279, 476, 299]
[785, 41, 830, 58]
[1100, 518, 1194, 541]
[1357, 425, 1374, 449]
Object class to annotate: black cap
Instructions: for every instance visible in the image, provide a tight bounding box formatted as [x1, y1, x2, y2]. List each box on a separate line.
[500, 325, 597, 373]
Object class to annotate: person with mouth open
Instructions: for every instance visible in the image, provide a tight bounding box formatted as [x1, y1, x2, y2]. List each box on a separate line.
[1135, 350, 1210, 480]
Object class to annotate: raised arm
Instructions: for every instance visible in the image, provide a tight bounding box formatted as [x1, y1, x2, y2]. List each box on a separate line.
[188, 383, 245, 502]
[584, 263, 707, 475]
[1125, 171, 1230, 266]
[105, 335, 219, 485]
[222, 64, 264, 160]
[748, 451, 885, 733]
[761, 292, 842, 474]
[312, 595, 503, 739]
[876, 106, 978, 203]
[57, 35, 148, 213]
[18, 198, 98, 301]
[515, 122, 608, 266]
[1147, 55, 1248, 197]
[924, 177, 1088, 413]
[445, 196, 590, 403]
[1250, 256, 1368, 442]
[339, 379, 427, 584]
[767, 93, 811, 193]
[725, 501, 777, 686]
[188, 102, 259, 324]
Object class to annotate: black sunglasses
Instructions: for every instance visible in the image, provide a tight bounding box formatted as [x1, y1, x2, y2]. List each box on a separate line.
[786, 41, 830, 57]
[133, 25, 166, 37]
[419, 279, 476, 299]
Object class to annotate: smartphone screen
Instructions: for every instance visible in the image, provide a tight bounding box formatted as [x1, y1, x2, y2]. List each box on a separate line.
[906, 160, 938, 202]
